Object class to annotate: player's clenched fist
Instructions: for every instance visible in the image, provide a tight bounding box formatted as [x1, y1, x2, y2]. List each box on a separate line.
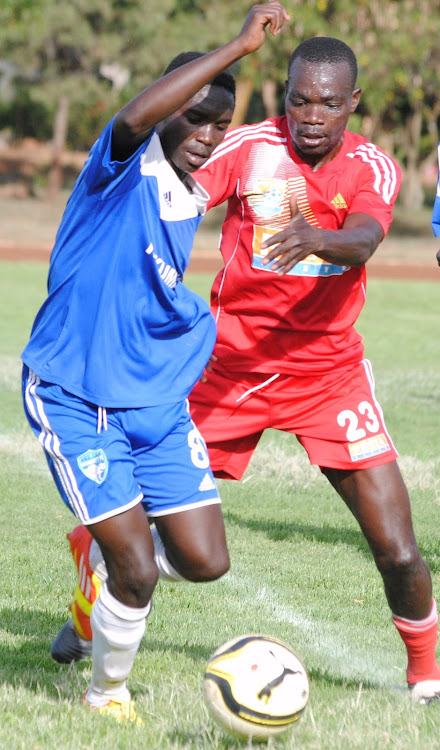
[235, 2, 291, 55]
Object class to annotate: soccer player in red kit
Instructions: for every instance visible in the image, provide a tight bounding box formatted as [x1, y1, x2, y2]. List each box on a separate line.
[190, 36, 440, 703]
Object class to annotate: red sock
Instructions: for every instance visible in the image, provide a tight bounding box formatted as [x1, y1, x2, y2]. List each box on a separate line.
[393, 599, 440, 684]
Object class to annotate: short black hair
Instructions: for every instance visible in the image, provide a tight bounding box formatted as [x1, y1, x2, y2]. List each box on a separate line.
[288, 37, 358, 89]
[163, 51, 236, 98]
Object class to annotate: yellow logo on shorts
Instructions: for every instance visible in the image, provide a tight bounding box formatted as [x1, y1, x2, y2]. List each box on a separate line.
[348, 433, 391, 462]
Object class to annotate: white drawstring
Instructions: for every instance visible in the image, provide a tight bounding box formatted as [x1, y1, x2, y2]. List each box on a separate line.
[235, 373, 281, 403]
[97, 406, 108, 434]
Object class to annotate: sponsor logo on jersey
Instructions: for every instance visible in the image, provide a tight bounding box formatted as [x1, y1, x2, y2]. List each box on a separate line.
[198, 472, 216, 492]
[145, 242, 178, 288]
[77, 448, 109, 484]
[245, 179, 286, 218]
[331, 193, 348, 209]
[348, 433, 391, 462]
[163, 190, 172, 207]
[251, 225, 350, 277]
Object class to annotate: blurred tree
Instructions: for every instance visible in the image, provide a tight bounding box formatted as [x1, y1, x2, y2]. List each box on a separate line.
[1, 0, 440, 207]
[0, 0, 179, 149]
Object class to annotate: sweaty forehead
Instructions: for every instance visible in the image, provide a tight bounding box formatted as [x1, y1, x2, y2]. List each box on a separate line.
[287, 59, 354, 96]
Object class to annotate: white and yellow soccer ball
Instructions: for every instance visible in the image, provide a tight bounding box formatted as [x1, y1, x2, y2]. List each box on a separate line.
[203, 634, 309, 741]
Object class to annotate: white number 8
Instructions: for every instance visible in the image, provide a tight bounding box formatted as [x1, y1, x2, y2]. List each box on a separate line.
[188, 427, 210, 469]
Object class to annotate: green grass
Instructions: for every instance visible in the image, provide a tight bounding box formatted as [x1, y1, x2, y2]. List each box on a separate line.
[1, 264, 440, 749]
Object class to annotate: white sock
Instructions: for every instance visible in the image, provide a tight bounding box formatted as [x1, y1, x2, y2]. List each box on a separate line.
[87, 529, 185, 583]
[86, 582, 151, 706]
[151, 525, 186, 582]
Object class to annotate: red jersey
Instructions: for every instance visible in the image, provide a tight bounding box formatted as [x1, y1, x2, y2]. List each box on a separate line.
[194, 116, 401, 375]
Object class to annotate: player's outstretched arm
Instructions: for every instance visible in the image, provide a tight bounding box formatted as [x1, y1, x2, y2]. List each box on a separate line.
[112, 2, 290, 160]
[261, 196, 384, 275]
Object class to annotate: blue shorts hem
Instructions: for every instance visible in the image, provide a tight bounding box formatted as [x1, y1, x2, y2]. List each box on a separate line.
[147, 496, 221, 518]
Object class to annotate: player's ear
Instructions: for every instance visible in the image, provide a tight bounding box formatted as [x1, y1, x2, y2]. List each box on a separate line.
[350, 87, 362, 113]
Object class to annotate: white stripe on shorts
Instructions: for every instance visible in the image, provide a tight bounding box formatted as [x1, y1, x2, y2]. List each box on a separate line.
[24, 369, 91, 522]
[361, 359, 398, 456]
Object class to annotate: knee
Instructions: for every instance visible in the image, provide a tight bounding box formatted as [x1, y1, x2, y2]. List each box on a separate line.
[375, 540, 424, 579]
[180, 547, 230, 583]
[107, 552, 159, 608]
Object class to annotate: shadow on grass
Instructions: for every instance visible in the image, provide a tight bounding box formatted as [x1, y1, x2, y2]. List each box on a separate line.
[224, 510, 371, 556]
[0, 607, 214, 698]
[0, 609, 89, 688]
[0, 606, 391, 702]
[223, 510, 440, 575]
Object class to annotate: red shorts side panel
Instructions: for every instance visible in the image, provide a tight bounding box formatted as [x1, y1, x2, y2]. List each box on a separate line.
[189, 360, 398, 480]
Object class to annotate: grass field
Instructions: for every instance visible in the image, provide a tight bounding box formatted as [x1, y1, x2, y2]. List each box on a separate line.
[0, 263, 440, 749]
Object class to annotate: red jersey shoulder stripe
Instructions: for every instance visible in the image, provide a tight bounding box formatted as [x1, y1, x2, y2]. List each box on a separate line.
[201, 120, 287, 168]
[346, 142, 398, 205]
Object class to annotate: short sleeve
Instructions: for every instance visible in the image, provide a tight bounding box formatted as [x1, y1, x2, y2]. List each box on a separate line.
[346, 144, 402, 236]
[84, 118, 154, 199]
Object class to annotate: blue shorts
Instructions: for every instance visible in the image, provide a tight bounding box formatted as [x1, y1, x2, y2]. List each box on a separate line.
[22, 366, 220, 524]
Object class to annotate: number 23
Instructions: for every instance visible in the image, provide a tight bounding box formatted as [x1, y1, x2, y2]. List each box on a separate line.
[337, 401, 380, 442]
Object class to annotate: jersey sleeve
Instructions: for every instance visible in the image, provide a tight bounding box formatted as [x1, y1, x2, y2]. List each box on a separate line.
[346, 144, 402, 236]
[193, 128, 245, 209]
[83, 118, 154, 198]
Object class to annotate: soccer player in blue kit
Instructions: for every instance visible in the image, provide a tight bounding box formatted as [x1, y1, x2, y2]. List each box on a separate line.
[21, 2, 290, 723]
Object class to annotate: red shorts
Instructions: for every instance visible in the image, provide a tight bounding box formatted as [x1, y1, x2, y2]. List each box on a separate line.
[189, 359, 398, 480]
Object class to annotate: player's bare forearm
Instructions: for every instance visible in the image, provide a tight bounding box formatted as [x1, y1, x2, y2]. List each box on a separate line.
[112, 2, 290, 159]
[314, 215, 384, 266]
[262, 211, 384, 275]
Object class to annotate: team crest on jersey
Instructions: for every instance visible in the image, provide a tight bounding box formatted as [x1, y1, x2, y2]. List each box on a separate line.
[246, 179, 285, 218]
[77, 449, 108, 484]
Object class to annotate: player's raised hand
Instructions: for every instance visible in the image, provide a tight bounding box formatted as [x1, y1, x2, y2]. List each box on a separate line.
[261, 193, 320, 275]
[235, 2, 291, 55]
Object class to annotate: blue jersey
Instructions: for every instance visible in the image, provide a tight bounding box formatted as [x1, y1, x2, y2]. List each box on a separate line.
[22, 121, 216, 408]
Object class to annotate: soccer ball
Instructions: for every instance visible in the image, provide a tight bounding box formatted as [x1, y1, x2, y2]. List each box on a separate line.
[203, 634, 309, 741]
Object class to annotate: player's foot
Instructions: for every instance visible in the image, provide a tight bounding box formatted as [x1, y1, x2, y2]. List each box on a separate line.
[83, 695, 144, 725]
[410, 679, 440, 705]
[50, 619, 92, 664]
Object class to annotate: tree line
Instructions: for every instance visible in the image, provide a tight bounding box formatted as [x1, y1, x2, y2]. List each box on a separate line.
[1, 0, 440, 207]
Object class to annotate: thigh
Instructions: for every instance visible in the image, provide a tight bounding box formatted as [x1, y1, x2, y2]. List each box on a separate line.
[89, 503, 157, 607]
[155, 503, 229, 576]
[323, 461, 418, 555]
[278, 360, 399, 471]
[23, 368, 141, 524]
